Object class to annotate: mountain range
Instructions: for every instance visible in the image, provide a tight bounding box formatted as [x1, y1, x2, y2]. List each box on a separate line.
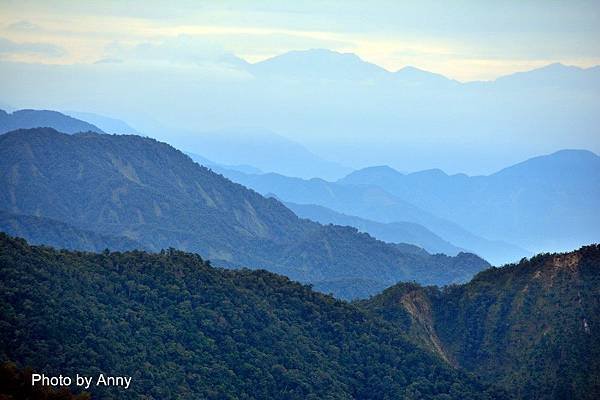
[340, 151, 600, 252]
[2, 50, 598, 174]
[218, 169, 529, 265]
[2, 108, 596, 266]
[0, 127, 489, 298]
[0, 108, 492, 262]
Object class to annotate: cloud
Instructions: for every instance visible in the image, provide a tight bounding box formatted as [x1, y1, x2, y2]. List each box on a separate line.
[6, 20, 42, 32]
[0, 37, 66, 57]
[94, 57, 123, 64]
[104, 35, 248, 68]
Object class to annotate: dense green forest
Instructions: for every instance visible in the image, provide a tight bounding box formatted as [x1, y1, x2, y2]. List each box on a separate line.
[0, 128, 490, 298]
[362, 245, 600, 399]
[0, 234, 503, 399]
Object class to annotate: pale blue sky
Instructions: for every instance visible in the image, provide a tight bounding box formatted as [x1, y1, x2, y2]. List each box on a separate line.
[1, 0, 599, 80]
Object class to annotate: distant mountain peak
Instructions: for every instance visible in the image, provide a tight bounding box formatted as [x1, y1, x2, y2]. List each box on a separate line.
[394, 66, 453, 83]
[548, 148, 599, 158]
[261, 48, 367, 63]
[493, 148, 600, 178]
[494, 62, 599, 85]
[249, 48, 389, 80]
[409, 168, 448, 178]
[357, 165, 402, 174]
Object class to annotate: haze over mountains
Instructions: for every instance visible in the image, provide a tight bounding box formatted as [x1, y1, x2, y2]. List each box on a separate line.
[1, 108, 597, 266]
[2, 49, 599, 174]
[219, 169, 531, 265]
[340, 152, 600, 252]
[284, 201, 464, 256]
[0, 109, 103, 135]
[178, 127, 351, 180]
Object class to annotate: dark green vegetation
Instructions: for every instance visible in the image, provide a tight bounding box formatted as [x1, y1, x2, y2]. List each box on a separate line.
[362, 245, 600, 399]
[0, 234, 503, 399]
[0, 210, 145, 252]
[0, 109, 103, 134]
[0, 362, 90, 400]
[0, 128, 490, 298]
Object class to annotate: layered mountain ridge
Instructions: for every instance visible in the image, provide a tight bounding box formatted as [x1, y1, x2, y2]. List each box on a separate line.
[0, 127, 489, 298]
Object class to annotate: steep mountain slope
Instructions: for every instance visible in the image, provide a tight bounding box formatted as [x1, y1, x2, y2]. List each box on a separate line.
[220, 169, 528, 265]
[362, 245, 600, 399]
[0, 210, 144, 252]
[284, 201, 463, 256]
[0, 234, 505, 399]
[0, 109, 103, 134]
[340, 150, 600, 252]
[0, 128, 490, 297]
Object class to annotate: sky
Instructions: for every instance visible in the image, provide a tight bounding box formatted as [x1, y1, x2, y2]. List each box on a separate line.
[1, 0, 600, 81]
[0, 1, 599, 176]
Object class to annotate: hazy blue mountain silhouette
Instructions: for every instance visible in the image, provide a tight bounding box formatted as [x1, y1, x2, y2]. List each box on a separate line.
[284, 200, 464, 256]
[249, 48, 389, 81]
[185, 151, 263, 175]
[219, 169, 528, 265]
[340, 149, 600, 253]
[3, 54, 598, 175]
[174, 127, 352, 180]
[0, 109, 103, 134]
[490, 62, 600, 89]
[65, 110, 139, 134]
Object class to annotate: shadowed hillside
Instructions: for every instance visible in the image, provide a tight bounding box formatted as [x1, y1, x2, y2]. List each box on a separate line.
[0, 234, 505, 399]
[362, 245, 600, 399]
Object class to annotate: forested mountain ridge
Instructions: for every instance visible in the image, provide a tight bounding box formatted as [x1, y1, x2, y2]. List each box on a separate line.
[0, 128, 490, 298]
[0, 233, 505, 399]
[361, 245, 600, 399]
